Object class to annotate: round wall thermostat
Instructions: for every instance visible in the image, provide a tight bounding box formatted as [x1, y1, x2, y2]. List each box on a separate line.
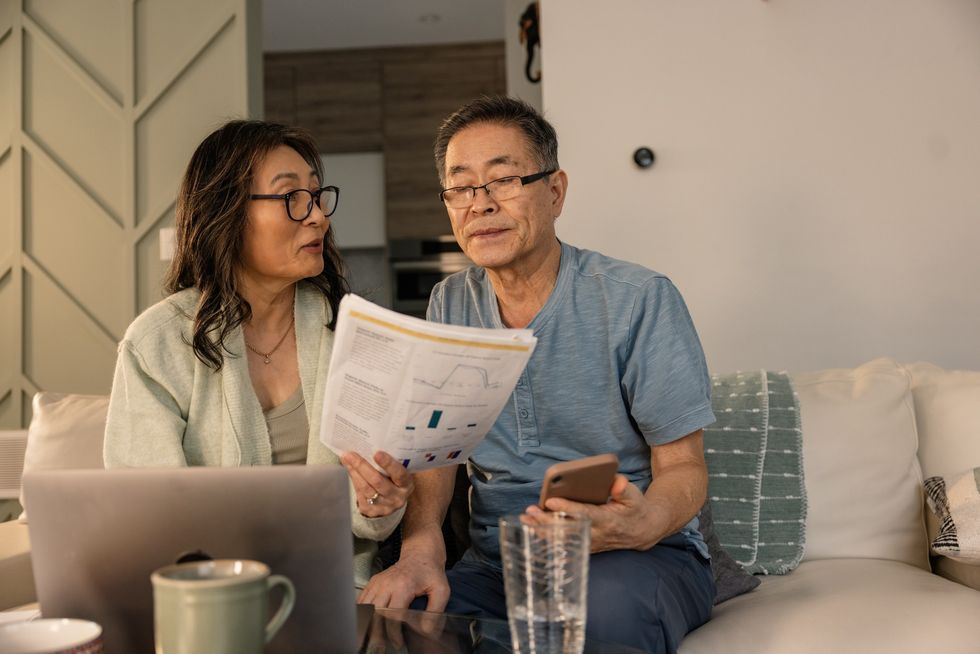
[633, 147, 655, 168]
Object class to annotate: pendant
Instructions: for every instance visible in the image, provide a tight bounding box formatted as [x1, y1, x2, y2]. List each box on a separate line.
[263, 356, 271, 364]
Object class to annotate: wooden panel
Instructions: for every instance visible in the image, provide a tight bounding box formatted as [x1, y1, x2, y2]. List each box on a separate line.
[383, 52, 505, 239]
[263, 62, 295, 125]
[263, 41, 506, 239]
[294, 56, 382, 153]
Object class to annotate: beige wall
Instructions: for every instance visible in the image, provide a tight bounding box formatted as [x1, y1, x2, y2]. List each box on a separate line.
[0, 0, 261, 428]
[544, 0, 980, 373]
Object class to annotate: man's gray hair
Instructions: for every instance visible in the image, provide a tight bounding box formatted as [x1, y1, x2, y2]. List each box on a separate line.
[433, 95, 559, 185]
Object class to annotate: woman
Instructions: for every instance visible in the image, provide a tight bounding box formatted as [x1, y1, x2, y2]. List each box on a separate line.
[104, 120, 412, 586]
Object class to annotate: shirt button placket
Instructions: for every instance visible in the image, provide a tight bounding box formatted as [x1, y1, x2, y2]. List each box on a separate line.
[515, 373, 539, 447]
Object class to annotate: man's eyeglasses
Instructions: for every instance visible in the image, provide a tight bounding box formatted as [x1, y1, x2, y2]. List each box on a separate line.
[439, 171, 555, 209]
[250, 186, 340, 221]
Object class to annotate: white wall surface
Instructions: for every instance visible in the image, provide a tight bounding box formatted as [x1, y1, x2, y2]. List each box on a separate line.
[321, 153, 386, 249]
[543, 0, 980, 373]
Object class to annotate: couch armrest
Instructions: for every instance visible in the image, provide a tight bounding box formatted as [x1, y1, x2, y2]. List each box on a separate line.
[0, 520, 35, 610]
[932, 555, 980, 592]
[924, 494, 980, 591]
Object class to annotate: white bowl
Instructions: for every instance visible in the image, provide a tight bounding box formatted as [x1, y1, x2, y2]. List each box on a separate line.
[0, 619, 103, 654]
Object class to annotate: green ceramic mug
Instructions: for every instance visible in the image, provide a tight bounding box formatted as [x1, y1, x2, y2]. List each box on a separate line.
[151, 559, 295, 654]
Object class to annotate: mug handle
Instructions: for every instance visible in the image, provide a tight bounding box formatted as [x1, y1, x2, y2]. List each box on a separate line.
[265, 574, 296, 644]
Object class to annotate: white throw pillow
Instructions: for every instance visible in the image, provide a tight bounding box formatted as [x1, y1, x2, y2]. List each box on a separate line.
[18, 392, 109, 522]
[905, 362, 980, 480]
[792, 358, 928, 569]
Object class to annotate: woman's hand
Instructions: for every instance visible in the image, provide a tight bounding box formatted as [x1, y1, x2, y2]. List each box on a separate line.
[340, 450, 415, 518]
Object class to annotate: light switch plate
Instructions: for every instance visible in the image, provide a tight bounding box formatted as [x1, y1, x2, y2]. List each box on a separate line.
[159, 227, 176, 261]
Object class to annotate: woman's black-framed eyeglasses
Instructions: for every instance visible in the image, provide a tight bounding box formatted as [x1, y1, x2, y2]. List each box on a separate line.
[250, 186, 340, 221]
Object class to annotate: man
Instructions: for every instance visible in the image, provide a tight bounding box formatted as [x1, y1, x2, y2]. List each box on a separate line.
[360, 96, 716, 653]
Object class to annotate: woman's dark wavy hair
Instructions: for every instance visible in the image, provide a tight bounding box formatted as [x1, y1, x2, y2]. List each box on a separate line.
[164, 119, 349, 371]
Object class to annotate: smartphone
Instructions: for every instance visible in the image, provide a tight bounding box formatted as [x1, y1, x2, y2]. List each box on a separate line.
[538, 453, 620, 508]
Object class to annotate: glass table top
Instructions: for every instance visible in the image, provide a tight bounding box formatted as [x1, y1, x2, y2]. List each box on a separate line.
[362, 606, 649, 654]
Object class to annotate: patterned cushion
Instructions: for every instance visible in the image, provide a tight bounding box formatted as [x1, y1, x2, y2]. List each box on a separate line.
[705, 370, 806, 575]
[924, 468, 980, 564]
[750, 372, 806, 574]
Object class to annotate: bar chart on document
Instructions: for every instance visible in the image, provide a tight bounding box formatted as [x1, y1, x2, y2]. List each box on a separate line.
[396, 358, 510, 468]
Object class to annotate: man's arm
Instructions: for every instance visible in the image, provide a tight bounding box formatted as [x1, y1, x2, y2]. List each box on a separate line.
[357, 465, 457, 609]
[535, 429, 707, 552]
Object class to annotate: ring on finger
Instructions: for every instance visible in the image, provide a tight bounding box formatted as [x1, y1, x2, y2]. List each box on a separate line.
[367, 491, 381, 506]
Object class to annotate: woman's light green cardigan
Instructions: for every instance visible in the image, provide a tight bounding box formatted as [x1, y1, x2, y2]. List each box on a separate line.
[103, 282, 403, 587]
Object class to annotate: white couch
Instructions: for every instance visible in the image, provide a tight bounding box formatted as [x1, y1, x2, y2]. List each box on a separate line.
[682, 358, 980, 653]
[2, 358, 979, 653]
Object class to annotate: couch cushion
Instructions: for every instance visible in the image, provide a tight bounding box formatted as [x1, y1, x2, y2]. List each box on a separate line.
[791, 358, 928, 569]
[925, 500, 980, 591]
[18, 393, 108, 521]
[905, 361, 980, 480]
[679, 558, 980, 654]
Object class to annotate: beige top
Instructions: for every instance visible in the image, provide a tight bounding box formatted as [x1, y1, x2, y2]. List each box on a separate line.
[265, 385, 309, 465]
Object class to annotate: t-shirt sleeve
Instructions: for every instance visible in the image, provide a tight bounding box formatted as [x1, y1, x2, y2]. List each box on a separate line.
[426, 280, 446, 323]
[622, 276, 716, 445]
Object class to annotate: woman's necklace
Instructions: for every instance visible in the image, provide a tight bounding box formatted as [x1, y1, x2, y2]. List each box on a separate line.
[244, 314, 295, 364]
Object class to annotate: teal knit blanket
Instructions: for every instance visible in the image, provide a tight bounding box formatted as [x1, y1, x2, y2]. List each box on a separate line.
[704, 370, 807, 575]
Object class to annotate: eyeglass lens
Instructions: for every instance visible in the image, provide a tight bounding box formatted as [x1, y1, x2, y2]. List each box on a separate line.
[287, 188, 338, 220]
[444, 177, 523, 208]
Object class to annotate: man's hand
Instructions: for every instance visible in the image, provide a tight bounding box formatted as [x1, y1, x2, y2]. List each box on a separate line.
[530, 474, 662, 552]
[360, 465, 457, 610]
[358, 549, 450, 611]
[529, 430, 709, 553]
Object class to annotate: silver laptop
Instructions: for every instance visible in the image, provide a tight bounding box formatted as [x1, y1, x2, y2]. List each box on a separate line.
[22, 466, 360, 653]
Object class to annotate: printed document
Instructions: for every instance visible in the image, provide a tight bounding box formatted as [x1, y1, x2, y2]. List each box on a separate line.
[320, 294, 537, 471]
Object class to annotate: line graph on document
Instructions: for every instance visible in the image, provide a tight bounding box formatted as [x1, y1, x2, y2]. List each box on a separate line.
[413, 364, 501, 393]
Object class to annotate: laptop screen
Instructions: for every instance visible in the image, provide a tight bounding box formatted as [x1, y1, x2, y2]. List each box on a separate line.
[23, 465, 358, 653]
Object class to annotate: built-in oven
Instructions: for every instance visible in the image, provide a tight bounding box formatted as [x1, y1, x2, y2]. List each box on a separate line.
[389, 237, 471, 318]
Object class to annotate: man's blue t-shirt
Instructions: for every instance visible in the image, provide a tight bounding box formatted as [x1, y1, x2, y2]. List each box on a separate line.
[427, 241, 716, 563]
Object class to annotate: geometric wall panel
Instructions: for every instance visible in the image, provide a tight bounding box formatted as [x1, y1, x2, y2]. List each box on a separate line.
[0, 25, 12, 147]
[134, 0, 234, 104]
[136, 208, 175, 313]
[2, 0, 257, 427]
[23, 268, 118, 395]
[22, 29, 124, 221]
[0, 269, 13, 392]
[0, 149, 10, 265]
[22, 149, 128, 337]
[25, 0, 126, 104]
[0, 391, 14, 430]
[0, 1, 12, 36]
[135, 19, 242, 225]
